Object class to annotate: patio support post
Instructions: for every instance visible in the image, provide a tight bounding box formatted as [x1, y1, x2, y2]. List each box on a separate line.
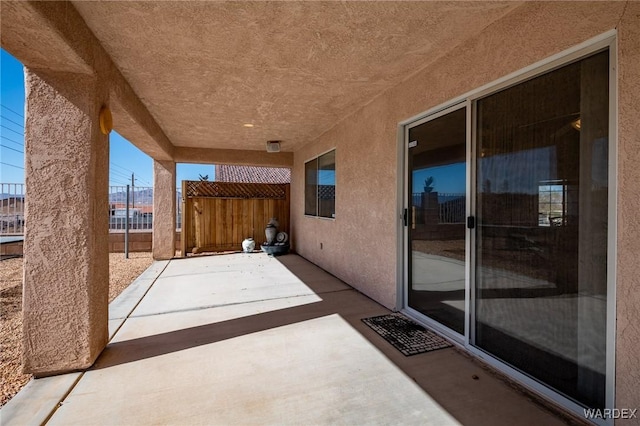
[22, 69, 110, 376]
[152, 160, 176, 260]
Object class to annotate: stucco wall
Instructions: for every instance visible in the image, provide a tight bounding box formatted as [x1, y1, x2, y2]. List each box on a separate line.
[615, 1, 640, 416]
[291, 0, 638, 413]
[23, 69, 110, 375]
[152, 160, 176, 260]
[108, 231, 182, 253]
[292, 1, 627, 306]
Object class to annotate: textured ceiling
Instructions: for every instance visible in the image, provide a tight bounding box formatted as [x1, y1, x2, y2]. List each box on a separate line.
[71, 1, 521, 152]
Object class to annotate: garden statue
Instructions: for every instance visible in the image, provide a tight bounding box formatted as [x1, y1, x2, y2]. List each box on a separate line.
[261, 217, 289, 256]
[265, 217, 279, 245]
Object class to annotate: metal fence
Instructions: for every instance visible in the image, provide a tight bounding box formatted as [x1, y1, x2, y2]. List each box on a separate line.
[109, 186, 153, 230]
[438, 193, 465, 224]
[106, 186, 183, 231]
[0, 184, 182, 235]
[1, 183, 25, 235]
[412, 192, 466, 224]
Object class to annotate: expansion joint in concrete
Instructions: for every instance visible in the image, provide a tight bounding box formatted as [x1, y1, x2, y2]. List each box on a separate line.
[107, 260, 172, 340]
[38, 260, 171, 424]
[129, 287, 355, 319]
[39, 374, 84, 426]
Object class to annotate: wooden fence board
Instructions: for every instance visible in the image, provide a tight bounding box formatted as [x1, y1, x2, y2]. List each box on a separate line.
[225, 200, 233, 246]
[182, 182, 290, 255]
[181, 181, 188, 256]
[242, 199, 252, 242]
[214, 198, 222, 248]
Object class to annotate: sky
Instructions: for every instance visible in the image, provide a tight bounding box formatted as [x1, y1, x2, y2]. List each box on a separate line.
[412, 163, 466, 194]
[1, 48, 215, 188]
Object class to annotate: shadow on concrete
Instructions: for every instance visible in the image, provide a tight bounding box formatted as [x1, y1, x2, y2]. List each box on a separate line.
[92, 289, 375, 370]
[90, 254, 574, 426]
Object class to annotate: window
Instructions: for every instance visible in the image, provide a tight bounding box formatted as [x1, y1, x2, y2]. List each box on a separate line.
[305, 150, 335, 218]
[538, 180, 578, 226]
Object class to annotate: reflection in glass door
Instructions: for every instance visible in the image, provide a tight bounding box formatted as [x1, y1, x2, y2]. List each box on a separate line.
[404, 44, 612, 415]
[474, 50, 609, 409]
[407, 106, 466, 335]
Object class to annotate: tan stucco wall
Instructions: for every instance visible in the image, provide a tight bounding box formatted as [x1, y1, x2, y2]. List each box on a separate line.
[152, 160, 177, 260]
[23, 69, 110, 376]
[615, 1, 640, 417]
[291, 0, 638, 413]
[109, 231, 182, 253]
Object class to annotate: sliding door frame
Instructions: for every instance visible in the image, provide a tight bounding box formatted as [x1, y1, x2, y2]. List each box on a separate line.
[402, 101, 468, 345]
[398, 30, 617, 425]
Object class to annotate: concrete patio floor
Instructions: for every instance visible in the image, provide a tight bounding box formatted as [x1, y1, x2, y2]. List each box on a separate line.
[2, 253, 577, 425]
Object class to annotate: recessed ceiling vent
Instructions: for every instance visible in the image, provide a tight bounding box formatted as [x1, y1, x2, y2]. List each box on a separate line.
[266, 140, 281, 153]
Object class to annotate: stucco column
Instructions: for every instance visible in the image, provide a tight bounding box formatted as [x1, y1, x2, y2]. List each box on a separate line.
[152, 160, 176, 259]
[23, 69, 109, 376]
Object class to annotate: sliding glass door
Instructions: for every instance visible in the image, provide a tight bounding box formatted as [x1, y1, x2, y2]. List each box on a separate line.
[474, 49, 609, 409]
[404, 45, 612, 412]
[407, 106, 467, 336]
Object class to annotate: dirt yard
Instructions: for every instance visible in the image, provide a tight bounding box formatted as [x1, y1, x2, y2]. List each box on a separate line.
[0, 252, 154, 407]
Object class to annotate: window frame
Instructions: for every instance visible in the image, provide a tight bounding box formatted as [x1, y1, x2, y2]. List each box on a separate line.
[304, 148, 336, 219]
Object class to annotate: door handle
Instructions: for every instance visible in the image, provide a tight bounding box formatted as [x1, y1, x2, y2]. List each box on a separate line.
[467, 216, 475, 229]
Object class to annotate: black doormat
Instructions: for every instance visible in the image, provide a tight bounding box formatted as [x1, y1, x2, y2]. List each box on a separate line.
[362, 313, 452, 356]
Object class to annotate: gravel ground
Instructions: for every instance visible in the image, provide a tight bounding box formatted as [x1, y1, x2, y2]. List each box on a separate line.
[0, 252, 154, 407]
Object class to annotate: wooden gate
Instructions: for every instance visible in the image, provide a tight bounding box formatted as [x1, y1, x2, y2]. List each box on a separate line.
[181, 181, 290, 255]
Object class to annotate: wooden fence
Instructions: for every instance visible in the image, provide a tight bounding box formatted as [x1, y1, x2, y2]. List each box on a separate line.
[181, 181, 290, 255]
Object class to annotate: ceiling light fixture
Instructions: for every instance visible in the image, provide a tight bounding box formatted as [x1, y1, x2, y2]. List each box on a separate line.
[571, 118, 581, 131]
[243, 123, 254, 128]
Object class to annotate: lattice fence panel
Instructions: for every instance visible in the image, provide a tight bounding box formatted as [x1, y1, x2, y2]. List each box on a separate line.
[184, 181, 287, 199]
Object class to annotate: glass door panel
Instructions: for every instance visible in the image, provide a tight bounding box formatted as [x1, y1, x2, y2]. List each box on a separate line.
[474, 50, 609, 408]
[408, 107, 466, 335]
